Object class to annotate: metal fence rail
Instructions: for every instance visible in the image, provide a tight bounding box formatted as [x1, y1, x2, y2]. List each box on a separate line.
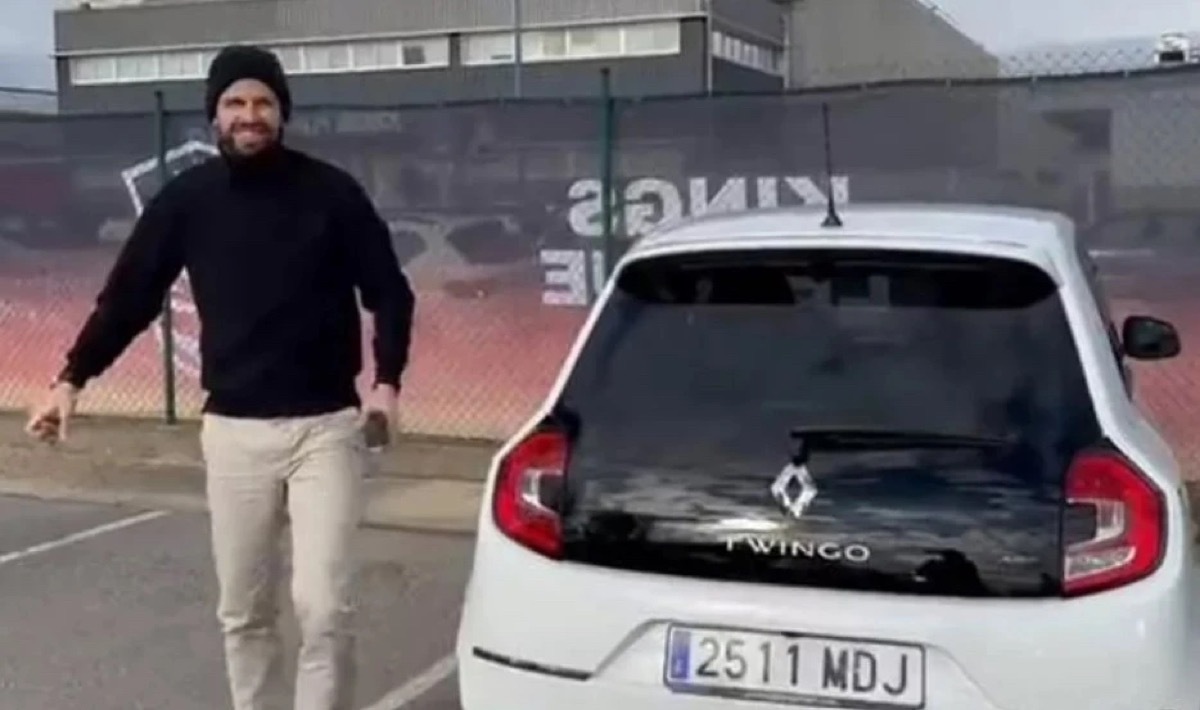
[0, 86, 57, 114]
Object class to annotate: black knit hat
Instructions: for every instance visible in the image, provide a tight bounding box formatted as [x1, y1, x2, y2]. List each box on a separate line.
[204, 44, 292, 122]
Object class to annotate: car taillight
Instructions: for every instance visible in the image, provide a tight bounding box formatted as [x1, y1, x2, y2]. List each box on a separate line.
[1063, 450, 1165, 597]
[492, 429, 567, 559]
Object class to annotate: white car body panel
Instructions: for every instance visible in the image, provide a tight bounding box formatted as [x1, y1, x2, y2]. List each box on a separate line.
[456, 203, 1200, 710]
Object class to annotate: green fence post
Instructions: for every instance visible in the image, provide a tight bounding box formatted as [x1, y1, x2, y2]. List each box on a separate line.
[153, 90, 177, 425]
[598, 67, 617, 295]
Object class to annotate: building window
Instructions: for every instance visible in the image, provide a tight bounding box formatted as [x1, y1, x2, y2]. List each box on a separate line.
[272, 46, 304, 73]
[462, 19, 681, 66]
[565, 26, 621, 57]
[67, 34, 450, 85]
[401, 44, 425, 66]
[63, 19, 669, 86]
[199, 49, 219, 71]
[159, 51, 203, 79]
[711, 30, 783, 76]
[413, 37, 449, 66]
[399, 42, 430, 67]
[303, 43, 352, 72]
[462, 34, 515, 65]
[69, 56, 116, 84]
[353, 41, 400, 70]
[526, 29, 568, 60]
[115, 54, 158, 81]
[624, 22, 681, 54]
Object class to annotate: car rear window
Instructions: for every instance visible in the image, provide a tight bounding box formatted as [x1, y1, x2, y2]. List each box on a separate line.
[555, 247, 1097, 451]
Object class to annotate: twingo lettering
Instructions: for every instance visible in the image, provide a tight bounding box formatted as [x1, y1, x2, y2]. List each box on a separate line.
[723, 536, 873, 563]
[540, 175, 852, 307]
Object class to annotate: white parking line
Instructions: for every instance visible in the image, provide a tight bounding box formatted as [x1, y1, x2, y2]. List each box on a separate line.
[0, 510, 169, 566]
[359, 653, 458, 710]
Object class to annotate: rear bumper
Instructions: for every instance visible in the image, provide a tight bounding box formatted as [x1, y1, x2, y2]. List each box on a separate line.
[457, 527, 1200, 710]
[460, 622, 1198, 710]
[459, 648, 1011, 710]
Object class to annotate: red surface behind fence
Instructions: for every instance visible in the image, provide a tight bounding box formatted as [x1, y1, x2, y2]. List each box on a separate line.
[0, 247, 585, 441]
[1, 248, 1197, 479]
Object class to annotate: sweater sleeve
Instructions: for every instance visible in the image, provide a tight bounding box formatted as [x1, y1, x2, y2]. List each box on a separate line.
[58, 187, 186, 389]
[340, 178, 415, 389]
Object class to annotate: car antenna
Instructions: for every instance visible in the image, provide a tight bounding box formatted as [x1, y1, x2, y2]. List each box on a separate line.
[820, 101, 842, 228]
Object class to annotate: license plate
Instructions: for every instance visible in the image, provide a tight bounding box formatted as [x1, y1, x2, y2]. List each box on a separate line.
[664, 624, 925, 708]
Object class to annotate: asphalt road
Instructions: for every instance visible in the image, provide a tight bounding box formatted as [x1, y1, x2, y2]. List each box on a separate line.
[0, 495, 468, 710]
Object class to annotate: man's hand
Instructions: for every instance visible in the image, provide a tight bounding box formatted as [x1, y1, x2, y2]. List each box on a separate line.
[362, 383, 399, 449]
[25, 381, 80, 445]
[365, 383, 399, 423]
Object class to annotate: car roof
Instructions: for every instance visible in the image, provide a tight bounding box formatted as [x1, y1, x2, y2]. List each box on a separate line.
[627, 203, 1078, 261]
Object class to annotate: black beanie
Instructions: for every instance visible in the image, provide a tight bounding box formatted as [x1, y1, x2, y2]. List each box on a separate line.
[204, 44, 292, 122]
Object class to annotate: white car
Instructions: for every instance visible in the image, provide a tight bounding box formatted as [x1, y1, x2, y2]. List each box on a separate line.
[455, 203, 1197, 710]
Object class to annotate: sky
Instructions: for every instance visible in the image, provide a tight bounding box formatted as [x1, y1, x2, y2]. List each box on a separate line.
[1, 0, 1200, 90]
[0, 0, 54, 89]
[935, 0, 1200, 52]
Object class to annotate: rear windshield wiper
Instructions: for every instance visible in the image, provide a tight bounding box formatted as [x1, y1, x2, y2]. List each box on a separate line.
[788, 426, 1013, 452]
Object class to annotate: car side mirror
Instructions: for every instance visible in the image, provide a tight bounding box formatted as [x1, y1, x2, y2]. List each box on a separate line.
[1122, 315, 1181, 360]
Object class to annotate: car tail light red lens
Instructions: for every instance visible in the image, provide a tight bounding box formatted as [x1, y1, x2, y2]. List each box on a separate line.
[492, 429, 568, 559]
[1063, 450, 1165, 597]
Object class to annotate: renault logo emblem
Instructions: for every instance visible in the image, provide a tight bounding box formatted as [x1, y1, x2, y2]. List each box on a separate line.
[771, 461, 818, 518]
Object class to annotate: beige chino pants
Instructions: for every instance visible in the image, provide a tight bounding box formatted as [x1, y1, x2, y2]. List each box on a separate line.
[200, 406, 367, 710]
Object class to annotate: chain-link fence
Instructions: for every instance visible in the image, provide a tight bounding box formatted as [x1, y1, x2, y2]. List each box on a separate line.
[3, 62, 1200, 466]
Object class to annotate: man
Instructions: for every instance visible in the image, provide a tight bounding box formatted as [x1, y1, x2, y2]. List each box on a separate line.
[25, 45, 415, 710]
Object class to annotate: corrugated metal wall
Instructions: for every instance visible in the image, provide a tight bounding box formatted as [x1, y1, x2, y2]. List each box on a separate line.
[707, 0, 784, 43]
[56, 0, 708, 51]
[783, 0, 999, 86]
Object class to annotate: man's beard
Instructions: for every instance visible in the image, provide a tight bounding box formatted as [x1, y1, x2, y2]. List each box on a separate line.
[216, 125, 282, 164]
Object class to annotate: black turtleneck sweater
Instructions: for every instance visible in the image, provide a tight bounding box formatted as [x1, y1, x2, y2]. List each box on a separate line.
[59, 145, 415, 418]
